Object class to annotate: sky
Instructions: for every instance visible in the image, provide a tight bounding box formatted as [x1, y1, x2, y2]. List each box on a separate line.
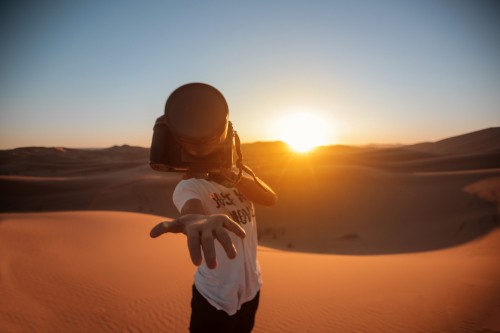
[1, 0, 499, 149]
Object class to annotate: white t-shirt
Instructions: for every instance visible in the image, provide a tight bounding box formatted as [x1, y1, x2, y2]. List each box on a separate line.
[173, 178, 262, 315]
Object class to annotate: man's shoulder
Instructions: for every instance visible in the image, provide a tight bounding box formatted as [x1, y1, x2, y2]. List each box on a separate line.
[175, 178, 219, 193]
[176, 177, 207, 186]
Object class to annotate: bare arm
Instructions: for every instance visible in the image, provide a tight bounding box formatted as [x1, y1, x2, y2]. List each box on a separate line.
[150, 199, 245, 269]
[234, 173, 277, 206]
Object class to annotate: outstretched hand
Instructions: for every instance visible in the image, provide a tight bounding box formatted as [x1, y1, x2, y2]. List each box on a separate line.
[150, 214, 246, 269]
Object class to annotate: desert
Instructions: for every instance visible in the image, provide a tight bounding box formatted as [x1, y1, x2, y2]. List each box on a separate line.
[1, 128, 500, 333]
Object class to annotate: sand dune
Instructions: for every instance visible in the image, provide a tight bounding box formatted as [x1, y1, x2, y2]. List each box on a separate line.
[2, 149, 498, 255]
[0, 212, 194, 333]
[1, 128, 499, 332]
[1, 211, 499, 333]
[256, 164, 499, 254]
[407, 127, 500, 156]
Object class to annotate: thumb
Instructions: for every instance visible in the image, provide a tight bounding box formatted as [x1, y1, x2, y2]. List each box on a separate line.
[150, 220, 181, 238]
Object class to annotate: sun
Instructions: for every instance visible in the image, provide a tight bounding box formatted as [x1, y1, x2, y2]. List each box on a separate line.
[277, 112, 328, 153]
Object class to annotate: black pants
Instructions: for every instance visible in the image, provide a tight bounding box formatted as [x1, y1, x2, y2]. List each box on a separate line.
[189, 285, 260, 333]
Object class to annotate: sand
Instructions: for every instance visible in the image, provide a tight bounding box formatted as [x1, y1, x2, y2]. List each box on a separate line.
[1, 211, 499, 333]
[1, 128, 500, 332]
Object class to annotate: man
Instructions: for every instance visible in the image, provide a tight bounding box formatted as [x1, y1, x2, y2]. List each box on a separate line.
[150, 83, 277, 333]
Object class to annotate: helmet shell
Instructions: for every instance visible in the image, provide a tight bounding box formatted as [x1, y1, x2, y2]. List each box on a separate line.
[164, 83, 229, 146]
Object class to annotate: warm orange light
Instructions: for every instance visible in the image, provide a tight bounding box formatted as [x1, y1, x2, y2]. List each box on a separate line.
[277, 112, 328, 153]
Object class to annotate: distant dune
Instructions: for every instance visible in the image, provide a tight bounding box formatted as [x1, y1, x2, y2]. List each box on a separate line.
[1, 128, 499, 332]
[1, 127, 498, 254]
[407, 127, 500, 155]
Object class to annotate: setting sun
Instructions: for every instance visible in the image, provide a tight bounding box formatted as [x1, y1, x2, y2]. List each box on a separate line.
[277, 112, 328, 153]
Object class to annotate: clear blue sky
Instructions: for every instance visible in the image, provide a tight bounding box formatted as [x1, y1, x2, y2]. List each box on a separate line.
[1, 0, 499, 148]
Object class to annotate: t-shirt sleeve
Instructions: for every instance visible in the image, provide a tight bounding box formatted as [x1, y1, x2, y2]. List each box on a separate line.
[172, 179, 201, 213]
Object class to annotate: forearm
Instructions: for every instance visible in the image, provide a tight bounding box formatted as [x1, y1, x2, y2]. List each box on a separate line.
[235, 174, 277, 206]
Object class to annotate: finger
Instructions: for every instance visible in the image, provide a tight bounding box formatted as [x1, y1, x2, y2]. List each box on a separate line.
[187, 230, 202, 266]
[201, 229, 217, 269]
[151, 219, 184, 238]
[214, 227, 237, 259]
[221, 217, 246, 239]
[149, 221, 172, 238]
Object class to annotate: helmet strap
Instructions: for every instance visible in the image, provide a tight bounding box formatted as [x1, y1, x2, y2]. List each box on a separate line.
[233, 130, 269, 192]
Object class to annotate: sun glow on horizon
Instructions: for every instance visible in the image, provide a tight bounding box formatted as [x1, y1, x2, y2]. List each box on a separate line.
[276, 111, 329, 153]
